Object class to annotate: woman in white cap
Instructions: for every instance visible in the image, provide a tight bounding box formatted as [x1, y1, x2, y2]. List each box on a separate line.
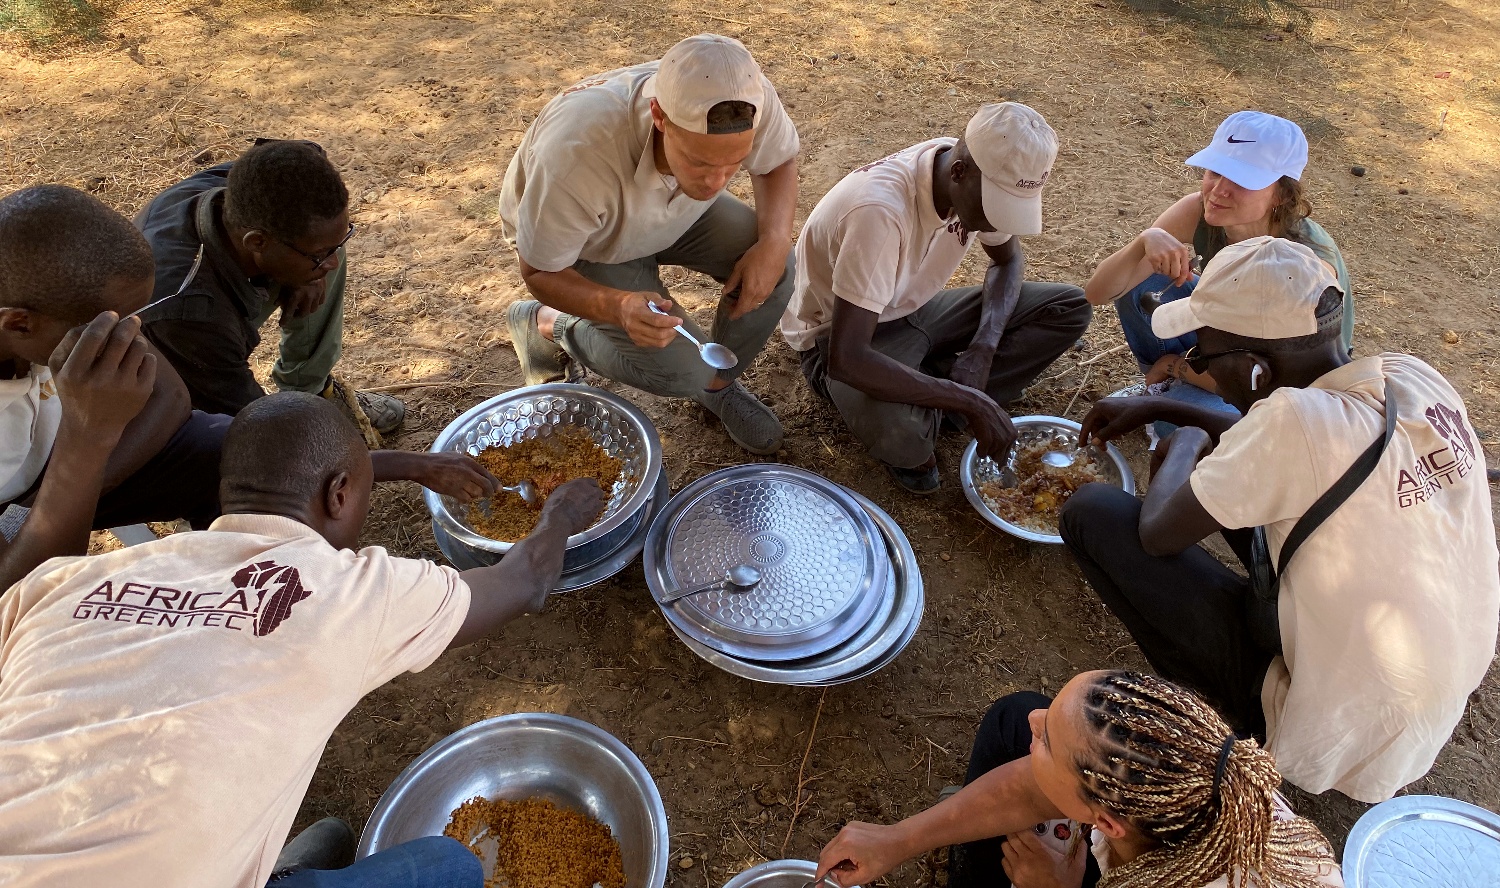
[813, 670, 1342, 888]
[1084, 111, 1351, 416]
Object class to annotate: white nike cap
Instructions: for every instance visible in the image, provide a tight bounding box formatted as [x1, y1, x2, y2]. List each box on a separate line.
[648, 34, 765, 135]
[1184, 111, 1309, 191]
[1152, 235, 1342, 340]
[964, 102, 1057, 236]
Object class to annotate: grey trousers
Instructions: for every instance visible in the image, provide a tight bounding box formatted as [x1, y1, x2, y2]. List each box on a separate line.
[800, 282, 1091, 468]
[252, 249, 346, 396]
[554, 195, 795, 400]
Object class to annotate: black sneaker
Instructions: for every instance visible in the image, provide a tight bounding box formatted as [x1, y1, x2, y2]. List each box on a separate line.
[269, 817, 356, 879]
[886, 461, 941, 495]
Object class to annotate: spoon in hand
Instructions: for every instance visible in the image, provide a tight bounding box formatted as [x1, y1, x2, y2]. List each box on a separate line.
[475, 479, 539, 517]
[659, 563, 762, 605]
[647, 302, 738, 371]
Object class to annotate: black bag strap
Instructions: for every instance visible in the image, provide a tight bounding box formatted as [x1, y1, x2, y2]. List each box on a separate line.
[1272, 379, 1399, 581]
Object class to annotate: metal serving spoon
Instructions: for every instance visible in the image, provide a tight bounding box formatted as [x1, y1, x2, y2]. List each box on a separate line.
[128, 244, 205, 319]
[659, 563, 762, 605]
[646, 302, 738, 370]
[474, 480, 539, 517]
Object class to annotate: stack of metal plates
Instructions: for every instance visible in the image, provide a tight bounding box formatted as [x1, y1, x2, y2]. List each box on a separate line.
[644, 465, 923, 686]
[1343, 794, 1500, 887]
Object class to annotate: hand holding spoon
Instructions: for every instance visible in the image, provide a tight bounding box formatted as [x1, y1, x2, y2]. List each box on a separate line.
[647, 302, 738, 370]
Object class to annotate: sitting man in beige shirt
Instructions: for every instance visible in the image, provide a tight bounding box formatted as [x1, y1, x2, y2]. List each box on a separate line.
[0, 392, 603, 887]
[1064, 236, 1498, 803]
[501, 34, 799, 455]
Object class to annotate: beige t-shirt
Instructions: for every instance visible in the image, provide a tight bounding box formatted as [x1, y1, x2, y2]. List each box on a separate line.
[780, 138, 1011, 351]
[0, 365, 61, 504]
[1190, 354, 1499, 803]
[500, 61, 801, 272]
[0, 514, 471, 887]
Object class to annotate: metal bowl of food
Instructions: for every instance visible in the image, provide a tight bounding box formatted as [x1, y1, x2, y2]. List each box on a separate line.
[424, 384, 662, 572]
[723, 859, 857, 888]
[358, 712, 670, 888]
[960, 415, 1135, 545]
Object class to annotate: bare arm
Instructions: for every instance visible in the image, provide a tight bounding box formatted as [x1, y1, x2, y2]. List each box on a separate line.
[1080, 395, 1241, 447]
[721, 158, 799, 319]
[370, 451, 499, 503]
[518, 259, 682, 350]
[816, 755, 1063, 885]
[1083, 193, 1202, 306]
[827, 299, 1016, 459]
[100, 341, 190, 491]
[0, 315, 156, 591]
[1138, 427, 1224, 557]
[446, 479, 603, 650]
[949, 237, 1024, 390]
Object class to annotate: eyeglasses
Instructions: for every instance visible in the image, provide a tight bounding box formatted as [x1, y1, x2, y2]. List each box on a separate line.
[279, 222, 356, 269]
[1181, 344, 1256, 374]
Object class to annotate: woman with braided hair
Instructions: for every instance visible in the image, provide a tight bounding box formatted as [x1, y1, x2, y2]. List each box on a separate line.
[814, 670, 1341, 888]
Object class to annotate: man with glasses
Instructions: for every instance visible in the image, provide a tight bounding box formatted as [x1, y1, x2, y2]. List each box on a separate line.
[136, 139, 400, 446]
[1061, 236, 1497, 803]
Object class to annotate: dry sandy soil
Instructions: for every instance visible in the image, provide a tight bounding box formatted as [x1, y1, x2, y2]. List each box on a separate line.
[4, 0, 1499, 883]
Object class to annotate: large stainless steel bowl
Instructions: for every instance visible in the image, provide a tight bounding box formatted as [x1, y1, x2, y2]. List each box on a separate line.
[424, 384, 662, 572]
[723, 860, 858, 888]
[960, 415, 1136, 545]
[357, 713, 670, 888]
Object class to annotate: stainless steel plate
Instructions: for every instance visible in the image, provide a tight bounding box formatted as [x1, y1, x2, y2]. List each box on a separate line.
[666, 488, 924, 686]
[357, 712, 669, 888]
[433, 472, 669, 593]
[646, 465, 888, 661]
[1344, 794, 1500, 888]
[723, 859, 857, 888]
[960, 415, 1136, 545]
[424, 384, 662, 558]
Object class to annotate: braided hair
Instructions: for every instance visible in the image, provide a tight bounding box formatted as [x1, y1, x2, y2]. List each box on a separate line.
[1073, 672, 1334, 888]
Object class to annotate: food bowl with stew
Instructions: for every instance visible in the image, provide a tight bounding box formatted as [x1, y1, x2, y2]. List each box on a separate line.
[960, 415, 1135, 545]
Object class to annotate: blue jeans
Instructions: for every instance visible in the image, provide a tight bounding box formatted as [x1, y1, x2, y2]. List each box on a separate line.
[270, 837, 483, 888]
[1115, 275, 1239, 434]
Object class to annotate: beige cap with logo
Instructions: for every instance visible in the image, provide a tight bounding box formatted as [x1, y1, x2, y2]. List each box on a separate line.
[1152, 235, 1343, 340]
[964, 103, 1057, 236]
[648, 34, 765, 135]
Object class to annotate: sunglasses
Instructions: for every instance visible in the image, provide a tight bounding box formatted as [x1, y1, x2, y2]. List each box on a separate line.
[279, 222, 357, 269]
[1181, 344, 1256, 374]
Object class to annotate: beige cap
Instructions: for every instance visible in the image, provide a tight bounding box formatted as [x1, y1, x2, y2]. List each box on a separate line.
[648, 34, 765, 135]
[963, 103, 1057, 236]
[1152, 236, 1343, 340]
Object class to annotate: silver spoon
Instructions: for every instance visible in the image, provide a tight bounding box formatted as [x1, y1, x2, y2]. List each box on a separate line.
[474, 480, 539, 518]
[128, 244, 205, 319]
[659, 563, 762, 605]
[647, 302, 738, 370]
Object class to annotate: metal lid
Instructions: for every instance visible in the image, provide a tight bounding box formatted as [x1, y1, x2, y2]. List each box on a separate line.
[645, 465, 888, 662]
[1344, 794, 1500, 887]
[665, 487, 923, 686]
[723, 860, 855, 888]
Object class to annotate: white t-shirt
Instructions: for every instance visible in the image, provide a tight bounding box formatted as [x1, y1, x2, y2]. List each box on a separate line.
[500, 61, 801, 272]
[780, 138, 1011, 351]
[0, 365, 61, 504]
[0, 514, 472, 887]
[1190, 354, 1499, 803]
[1089, 796, 1344, 886]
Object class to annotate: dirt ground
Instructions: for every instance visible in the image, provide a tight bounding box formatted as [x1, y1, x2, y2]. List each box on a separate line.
[5, 0, 1499, 883]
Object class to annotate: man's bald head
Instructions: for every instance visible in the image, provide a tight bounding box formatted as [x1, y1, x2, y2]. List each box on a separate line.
[220, 392, 366, 507]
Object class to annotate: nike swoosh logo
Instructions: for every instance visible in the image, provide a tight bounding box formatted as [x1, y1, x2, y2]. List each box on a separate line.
[1226, 135, 1256, 143]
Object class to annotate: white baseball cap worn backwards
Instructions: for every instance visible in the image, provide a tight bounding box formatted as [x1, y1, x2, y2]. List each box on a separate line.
[1185, 110, 1309, 192]
[1151, 235, 1343, 341]
[649, 34, 765, 135]
[963, 102, 1058, 237]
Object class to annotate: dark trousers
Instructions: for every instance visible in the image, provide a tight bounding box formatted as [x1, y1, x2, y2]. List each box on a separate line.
[949, 693, 1102, 888]
[799, 283, 1091, 468]
[93, 410, 231, 530]
[1059, 483, 1278, 736]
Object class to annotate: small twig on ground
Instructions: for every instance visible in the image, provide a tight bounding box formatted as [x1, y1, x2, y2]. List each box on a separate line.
[780, 688, 827, 856]
[390, 10, 476, 20]
[729, 818, 767, 861]
[652, 735, 729, 753]
[1075, 343, 1127, 367]
[361, 379, 510, 393]
[1062, 365, 1095, 418]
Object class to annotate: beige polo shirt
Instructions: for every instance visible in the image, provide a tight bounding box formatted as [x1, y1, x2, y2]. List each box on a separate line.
[500, 61, 800, 272]
[0, 514, 471, 887]
[0, 365, 61, 504]
[780, 138, 1011, 352]
[1190, 354, 1499, 802]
